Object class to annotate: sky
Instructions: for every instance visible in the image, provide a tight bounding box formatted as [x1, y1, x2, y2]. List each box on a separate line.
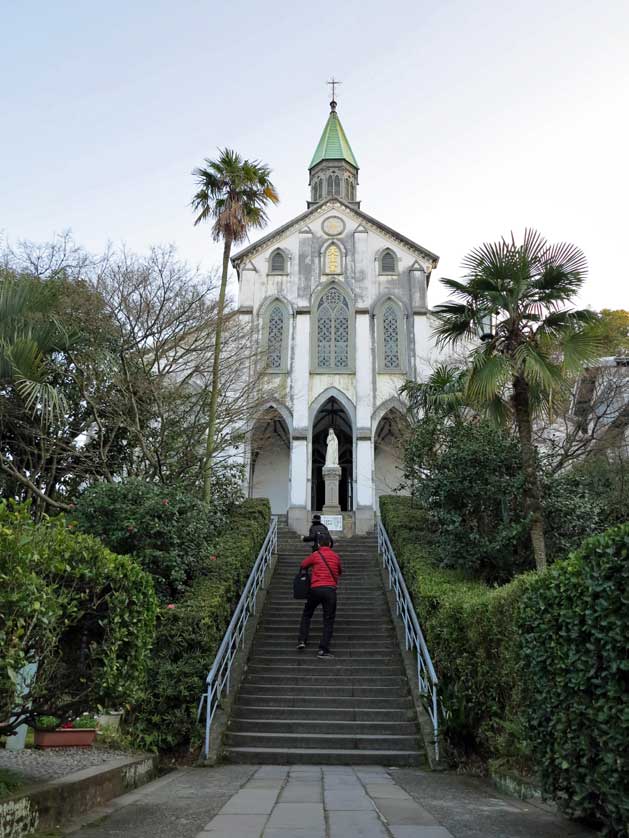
[2, 0, 628, 310]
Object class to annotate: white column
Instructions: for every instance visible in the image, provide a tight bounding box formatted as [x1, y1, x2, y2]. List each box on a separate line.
[355, 313, 372, 429]
[292, 312, 310, 430]
[356, 438, 374, 507]
[290, 438, 308, 507]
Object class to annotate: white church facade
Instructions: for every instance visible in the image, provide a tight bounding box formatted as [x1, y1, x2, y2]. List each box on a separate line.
[233, 99, 442, 534]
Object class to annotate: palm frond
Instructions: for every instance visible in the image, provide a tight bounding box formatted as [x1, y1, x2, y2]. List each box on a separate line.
[466, 349, 511, 402]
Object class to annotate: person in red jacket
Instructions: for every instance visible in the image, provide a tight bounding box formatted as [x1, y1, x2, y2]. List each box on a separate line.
[297, 533, 343, 658]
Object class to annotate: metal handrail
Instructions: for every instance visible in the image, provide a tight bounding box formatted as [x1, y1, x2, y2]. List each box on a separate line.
[377, 517, 440, 760]
[198, 515, 277, 759]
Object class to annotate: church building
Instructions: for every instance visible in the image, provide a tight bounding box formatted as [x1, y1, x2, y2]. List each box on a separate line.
[233, 97, 441, 534]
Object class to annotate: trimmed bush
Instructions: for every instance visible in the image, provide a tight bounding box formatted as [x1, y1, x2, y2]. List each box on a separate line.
[75, 479, 231, 601]
[0, 501, 157, 732]
[126, 498, 270, 752]
[519, 525, 629, 834]
[381, 495, 629, 834]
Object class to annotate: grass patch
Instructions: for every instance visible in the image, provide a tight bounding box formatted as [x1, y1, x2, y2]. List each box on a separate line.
[0, 767, 26, 799]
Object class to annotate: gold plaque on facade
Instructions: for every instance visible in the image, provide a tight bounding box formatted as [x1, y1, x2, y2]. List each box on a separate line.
[325, 244, 341, 274]
[322, 216, 345, 237]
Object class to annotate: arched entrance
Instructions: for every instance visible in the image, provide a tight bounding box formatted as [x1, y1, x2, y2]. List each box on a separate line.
[374, 407, 408, 508]
[311, 397, 353, 512]
[250, 407, 290, 514]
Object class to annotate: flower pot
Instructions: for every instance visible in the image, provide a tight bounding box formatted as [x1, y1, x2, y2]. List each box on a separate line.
[97, 711, 123, 730]
[34, 728, 97, 748]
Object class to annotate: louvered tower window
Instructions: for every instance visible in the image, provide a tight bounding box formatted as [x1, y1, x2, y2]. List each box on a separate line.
[266, 304, 285, 369]
[334, 175, 341, 196]
[382, 303, 401, 369]
[344, 179, 349, 199]
[350, 182, 355, 201]
[318, 179, 323, 199]
[381, 250, 396, 273]
[327, 175, 333, 195]
[317, 287, 350, 369]
[270, 251, 286, 273]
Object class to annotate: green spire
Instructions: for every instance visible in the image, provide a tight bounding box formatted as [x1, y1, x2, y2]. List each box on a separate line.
[309, 103, 358, 169]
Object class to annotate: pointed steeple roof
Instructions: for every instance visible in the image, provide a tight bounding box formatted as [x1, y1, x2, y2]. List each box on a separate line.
[309, 101, 358, 169]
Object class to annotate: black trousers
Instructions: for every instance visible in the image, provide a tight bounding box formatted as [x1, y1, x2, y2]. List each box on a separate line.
[298, 586, 337, 652]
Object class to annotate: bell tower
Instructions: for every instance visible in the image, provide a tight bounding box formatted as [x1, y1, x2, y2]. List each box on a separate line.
[308, 93, 359, 209]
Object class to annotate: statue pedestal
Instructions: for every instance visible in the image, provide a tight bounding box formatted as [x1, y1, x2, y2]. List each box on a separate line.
[322, 465, 342, 515]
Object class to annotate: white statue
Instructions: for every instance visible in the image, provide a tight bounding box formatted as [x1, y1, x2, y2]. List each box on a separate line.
[325, 428, 339, 467]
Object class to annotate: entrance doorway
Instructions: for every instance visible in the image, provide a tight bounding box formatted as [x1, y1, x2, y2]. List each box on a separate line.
[250, 408, 290, 514]
[311, 397, 353, 511]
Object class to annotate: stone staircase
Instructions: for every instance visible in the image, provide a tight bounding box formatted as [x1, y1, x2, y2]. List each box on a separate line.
[224, 518, 425, 765]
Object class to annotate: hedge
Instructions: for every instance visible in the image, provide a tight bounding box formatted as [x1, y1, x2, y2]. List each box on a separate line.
[75, 480, 230, 602]
[380, 495, 629, 835]
[519, 526, 629, 835]
[126, 498, 271, 752]
[0, 501, 157, 732]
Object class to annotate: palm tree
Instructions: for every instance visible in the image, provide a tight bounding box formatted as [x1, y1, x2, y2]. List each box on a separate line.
[192, 149, 279, 505]
[432, 229, 598, 570]
[0, 271, 68, 420]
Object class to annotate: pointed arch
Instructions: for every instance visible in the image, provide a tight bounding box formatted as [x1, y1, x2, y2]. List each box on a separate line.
[327, 174, 333, 196]
[321, 239, 344, 275]
[334, 175, 341, 196]
[374, 296, 407, 373]
[269, 247, 288, 274]
[259, 295, 291, 372]
[310, 282, 355, 372]
[377, 247, 398, 275]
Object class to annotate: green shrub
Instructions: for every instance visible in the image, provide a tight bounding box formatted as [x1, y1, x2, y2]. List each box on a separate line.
[402, 421, 531, 581]
[75, 479, 231, 601]
[382, 495, 629, 833]
[126, 498, 270, 752]
[519, 525, 629, 834]
[0, 501, 157, 734]
[543, 469, 608, 562]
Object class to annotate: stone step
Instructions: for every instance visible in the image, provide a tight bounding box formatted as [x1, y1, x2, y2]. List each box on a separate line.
[229, 718, 418, 736]
[246, 662, 403, 675]
[254, 632, 396, 642]
[237, 684, 408, 698]
[224, 746, 423, 766]
[228, 706, 415, 722]
[224, 730, 420, 751]
[251, 646, 400, 657]
[234, 694, 414, 709]
[246, 657, 401, 669]
[242, 675, 406, 688]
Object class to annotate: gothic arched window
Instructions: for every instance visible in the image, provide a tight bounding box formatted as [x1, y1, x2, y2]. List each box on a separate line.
[380, 249, 397, 274]
[270, 249, 286, 273]
[318, 179, 323, 199]
[344, 179, 349, 199]
[334, 175, 341, 196]
[349, 182, 355, 201]
[376, 298, 405, 372]
[265, 301, 288, 371]
[315, 286, 352, 371]
[327, 175, 333, 195]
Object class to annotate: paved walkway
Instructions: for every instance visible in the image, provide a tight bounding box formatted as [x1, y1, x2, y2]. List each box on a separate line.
[66, 764, 595, 838]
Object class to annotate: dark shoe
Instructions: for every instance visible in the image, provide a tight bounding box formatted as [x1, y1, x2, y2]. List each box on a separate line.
[317, 649, 334, 658]
[297, 642, 306, 650]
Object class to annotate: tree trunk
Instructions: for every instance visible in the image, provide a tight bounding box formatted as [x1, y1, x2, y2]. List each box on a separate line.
[202, 236, 232, 506]
[512, 375, 547, 571]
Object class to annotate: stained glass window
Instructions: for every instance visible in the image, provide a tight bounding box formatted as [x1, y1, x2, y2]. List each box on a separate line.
[267, 304, 285, 369]
[383, 303, 400, 369]
[317, 287, 350, 369]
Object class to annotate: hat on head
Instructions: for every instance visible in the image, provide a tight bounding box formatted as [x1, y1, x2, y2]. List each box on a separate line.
[312, 514, 321, 522]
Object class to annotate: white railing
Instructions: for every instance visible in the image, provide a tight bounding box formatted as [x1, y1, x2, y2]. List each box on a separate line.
[198, 516, 277, 759]
[377, 517, 440, 760]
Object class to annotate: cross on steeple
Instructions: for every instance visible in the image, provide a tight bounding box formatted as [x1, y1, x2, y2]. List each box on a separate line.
[327, 77, 341, 110]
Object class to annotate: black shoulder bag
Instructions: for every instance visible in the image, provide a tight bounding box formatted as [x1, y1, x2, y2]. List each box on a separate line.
[293, 551, 338, 599]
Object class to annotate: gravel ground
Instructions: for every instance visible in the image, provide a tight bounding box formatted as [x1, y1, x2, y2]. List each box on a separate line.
[0, 745, 134, 785]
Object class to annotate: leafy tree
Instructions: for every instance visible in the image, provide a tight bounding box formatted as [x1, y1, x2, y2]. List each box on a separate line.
[433, 229, 598, 570]
[192, 149, 279, 505]
[593, 308, 629, 356]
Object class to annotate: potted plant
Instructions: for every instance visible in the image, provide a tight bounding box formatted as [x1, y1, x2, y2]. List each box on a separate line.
[33, 715, 99, 748]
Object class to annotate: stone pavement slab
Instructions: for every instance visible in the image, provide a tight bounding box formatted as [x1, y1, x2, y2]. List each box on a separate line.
[63, 763, 597, 838]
